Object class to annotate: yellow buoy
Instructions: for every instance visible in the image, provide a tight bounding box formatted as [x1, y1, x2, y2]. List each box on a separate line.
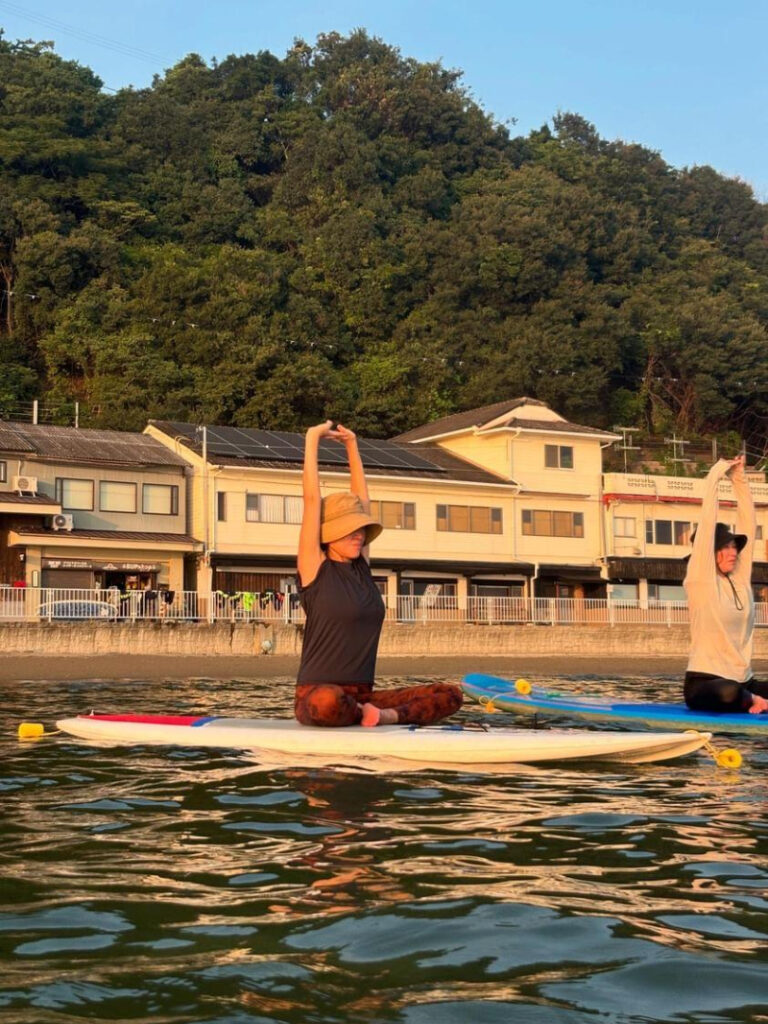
[515, 678, 532, 695]
[18, 722, 45, 740]
[715, 748, 743, 770]
[699, 738, 744, 769]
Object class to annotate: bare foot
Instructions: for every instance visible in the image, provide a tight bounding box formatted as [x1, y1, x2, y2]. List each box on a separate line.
[360, 703, 381, 727]
[360, 705, 398, 727]
[748, 695, 768, 714]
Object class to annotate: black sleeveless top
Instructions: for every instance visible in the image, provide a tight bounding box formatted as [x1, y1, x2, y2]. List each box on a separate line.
[297, 557, 385, 685]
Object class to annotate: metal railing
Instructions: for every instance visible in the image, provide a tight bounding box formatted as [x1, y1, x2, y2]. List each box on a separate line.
[1, 586, 767, 628]
[0, 587, 210, 622]
[392, 595, 693, 626]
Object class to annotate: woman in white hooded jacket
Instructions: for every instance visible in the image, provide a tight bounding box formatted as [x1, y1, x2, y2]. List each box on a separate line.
[683, 455, 768, 714]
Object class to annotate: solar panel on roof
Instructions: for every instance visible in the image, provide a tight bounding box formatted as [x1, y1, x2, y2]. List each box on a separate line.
[168, 421, 445, 473]
[357, 438, 445, 472]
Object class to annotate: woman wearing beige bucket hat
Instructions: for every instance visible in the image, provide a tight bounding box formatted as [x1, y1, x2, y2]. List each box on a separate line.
[294, 420, 463, 728]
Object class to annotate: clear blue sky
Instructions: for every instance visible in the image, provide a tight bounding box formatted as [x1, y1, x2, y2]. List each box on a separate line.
[1, 0, 766, 200]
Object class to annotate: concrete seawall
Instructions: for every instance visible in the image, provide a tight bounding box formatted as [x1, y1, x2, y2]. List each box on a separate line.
[3, 620, 767, 659]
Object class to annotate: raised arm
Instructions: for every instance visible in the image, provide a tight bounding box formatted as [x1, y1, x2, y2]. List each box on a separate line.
[685, 458, 733, 585]
[727, 455, 756, 585]
[297, 420, 338, 586]
[335, 424, 370, 509]
[334, 423, 375, 561]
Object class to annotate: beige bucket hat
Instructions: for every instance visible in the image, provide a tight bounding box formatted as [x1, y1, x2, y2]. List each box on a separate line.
[320, 492, 383, 545]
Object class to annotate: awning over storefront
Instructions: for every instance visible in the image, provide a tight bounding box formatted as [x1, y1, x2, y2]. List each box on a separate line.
[609, 556, 768, 584]
[608, 556, 687, 582]
[212, 554, 296, 570]
[210, 554, 535, 577]
[10, 527, 201, 553]
[372, 558, 535, 577]
[537, 563, 603, 581]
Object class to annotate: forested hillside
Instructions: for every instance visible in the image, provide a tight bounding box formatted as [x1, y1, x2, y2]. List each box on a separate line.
[1, 30, 766, 444]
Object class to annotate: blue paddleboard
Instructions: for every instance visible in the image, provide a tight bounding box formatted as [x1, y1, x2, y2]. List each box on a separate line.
[462, 674, 768, 735]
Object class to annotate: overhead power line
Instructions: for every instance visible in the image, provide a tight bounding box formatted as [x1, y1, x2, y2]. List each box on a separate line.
[0, 0, 174, 67]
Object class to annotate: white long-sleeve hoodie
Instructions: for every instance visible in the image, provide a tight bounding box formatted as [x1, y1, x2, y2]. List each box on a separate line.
[684, 460, 756, 682]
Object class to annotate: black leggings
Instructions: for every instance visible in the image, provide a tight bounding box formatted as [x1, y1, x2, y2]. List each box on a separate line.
[684, 672, 768, 713]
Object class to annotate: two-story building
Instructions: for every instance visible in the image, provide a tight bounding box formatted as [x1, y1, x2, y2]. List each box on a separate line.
[603, 470, 768, 604]
[7, 405, 766, 614]
[147, 398, 617, 608]
[146, 418, 533, 611]
[395, 398, 619, 600]
[0, 422, 202, 594]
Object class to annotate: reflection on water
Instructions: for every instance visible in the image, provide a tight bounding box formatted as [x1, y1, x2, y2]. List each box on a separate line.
[1, 674, 767, 1023]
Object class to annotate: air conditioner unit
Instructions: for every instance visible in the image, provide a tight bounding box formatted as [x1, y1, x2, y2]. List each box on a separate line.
[52, 513, 74, 532]
[12, 475, 38, 494]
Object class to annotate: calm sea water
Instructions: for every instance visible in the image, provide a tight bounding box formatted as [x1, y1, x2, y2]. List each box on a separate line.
[1, 674, 767, 1024]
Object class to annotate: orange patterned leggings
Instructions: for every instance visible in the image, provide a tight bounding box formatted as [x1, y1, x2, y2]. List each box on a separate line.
[294, 681, 463, 728]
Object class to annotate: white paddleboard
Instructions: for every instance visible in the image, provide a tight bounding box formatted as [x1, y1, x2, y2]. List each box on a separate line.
[55, 713, 712, 765]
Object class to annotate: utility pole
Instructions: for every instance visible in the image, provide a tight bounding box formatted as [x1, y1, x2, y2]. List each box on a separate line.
[665, 433, 691, 476]
[613, 425, 640, 474]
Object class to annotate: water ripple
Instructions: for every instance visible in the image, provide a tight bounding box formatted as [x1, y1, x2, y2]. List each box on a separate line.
[1, 673, 766, 1023]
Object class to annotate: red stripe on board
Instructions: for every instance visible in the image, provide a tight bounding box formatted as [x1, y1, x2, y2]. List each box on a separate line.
[78, 713, 209, 726]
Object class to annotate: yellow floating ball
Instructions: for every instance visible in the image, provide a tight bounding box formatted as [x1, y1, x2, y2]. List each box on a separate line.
[515, 678, 532, 695]
[18, 722, 45, 740]
[716, 748, 743, 770]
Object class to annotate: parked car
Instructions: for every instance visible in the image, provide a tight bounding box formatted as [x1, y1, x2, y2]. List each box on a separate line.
[38, 600, 118, 621]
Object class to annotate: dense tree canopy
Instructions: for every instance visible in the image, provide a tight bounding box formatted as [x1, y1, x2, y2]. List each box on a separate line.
[1, 30, 766, 447]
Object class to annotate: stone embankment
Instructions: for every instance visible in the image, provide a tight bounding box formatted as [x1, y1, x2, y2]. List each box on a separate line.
[3, 620, 767, 659]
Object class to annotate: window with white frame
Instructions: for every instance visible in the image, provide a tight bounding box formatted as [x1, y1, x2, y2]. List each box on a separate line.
[522, 509, 584, 538]
[370, 500, 415, 530]
[99, 480, 137, 513]
[55, 477, 94, 510]
[613, 516, 636, 537]
[142, 483, 179, 515]
[0, 460, 6, 483]
[436, 504, 502, 534]
[246, 493, 303, 524]
[757, 525, 764, 541]
[645, 519, 691, 545]
[674, 520, 693, 544]
[217, 492, 227, 522]
[544, 444, 574, 469]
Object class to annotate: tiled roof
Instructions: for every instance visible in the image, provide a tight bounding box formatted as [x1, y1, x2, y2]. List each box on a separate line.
[0, 424, 36, 452]
[0, 492, 60, 505]
[0, 422, 188, 467]
[209, 451, 510, 485]
[510, 418, 619, 438]
[401, 444, 513, 484]
[393, 398, 543, 442]
[13, 525, 201, 545]
[392, 400, 619, 443]
[149, 420, 514, 486]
